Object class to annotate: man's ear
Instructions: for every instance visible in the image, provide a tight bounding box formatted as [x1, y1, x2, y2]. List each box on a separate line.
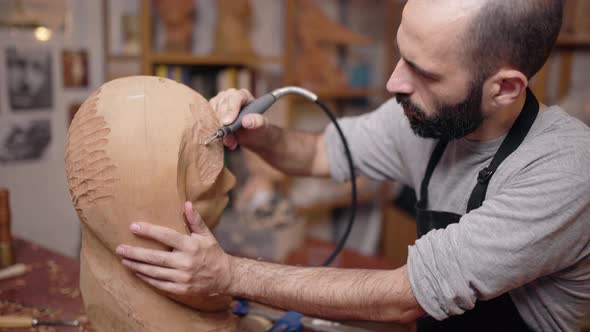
[484, 69, 528, 109]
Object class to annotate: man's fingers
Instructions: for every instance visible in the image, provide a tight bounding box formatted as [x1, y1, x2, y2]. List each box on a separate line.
[210, 89, 255, 125]
[122, 259, 191, 284]
[127, 222, 184, 250]
[238, 88, 254, 101]
[222, 134, 238, 150]
[183, 202, 210, 236]
[116, 245, 179, 268]
[223, 98, 244, 125]
[216, 89, 250, 126]
[209, 95, 220, 111]
[219, 97, 237, 125]
[135, 273, 189, 295]
[242, 114, 267, 130]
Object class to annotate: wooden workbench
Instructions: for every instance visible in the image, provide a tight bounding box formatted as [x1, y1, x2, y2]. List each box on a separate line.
[0, 238, 92, 331]
[0, 237, 410, 332]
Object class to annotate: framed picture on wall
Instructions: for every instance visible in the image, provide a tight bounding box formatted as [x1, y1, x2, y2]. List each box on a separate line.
[63, 49, 89, 88]
[106, 0, 141, 56]
[5, 46, 53, 111]
[104, 0, 141, 80]
[0, 118, 52, 163]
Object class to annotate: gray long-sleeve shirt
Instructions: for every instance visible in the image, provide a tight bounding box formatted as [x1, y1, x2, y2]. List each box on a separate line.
[324, 98, 590, 331]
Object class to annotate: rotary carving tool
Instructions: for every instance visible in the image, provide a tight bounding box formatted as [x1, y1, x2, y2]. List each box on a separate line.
[204, 85, 356, 268]
[204, 87, 318, 146]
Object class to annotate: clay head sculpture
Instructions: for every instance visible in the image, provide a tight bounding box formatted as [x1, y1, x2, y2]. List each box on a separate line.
[154, 0, 195, 52]
[64, 76, 238, 331]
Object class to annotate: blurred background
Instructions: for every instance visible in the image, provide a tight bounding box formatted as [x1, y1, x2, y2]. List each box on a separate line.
[1, 0, 589, 265]
[0, 2, 588, 327]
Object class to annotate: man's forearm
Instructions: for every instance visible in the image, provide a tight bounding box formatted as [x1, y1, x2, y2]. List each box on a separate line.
[226, 257, 425, 323]
[240, 124, 329, 177]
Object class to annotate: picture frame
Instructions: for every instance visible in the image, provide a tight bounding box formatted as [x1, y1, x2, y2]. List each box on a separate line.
[63, 49, 89, 88]
[106, 0, 141, 57]
[5, 46, 53, 112]
[0, 118, 52, 163]
[104, 0, 142, 80]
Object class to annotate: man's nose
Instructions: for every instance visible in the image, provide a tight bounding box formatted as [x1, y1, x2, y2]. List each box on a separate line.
[386, 59, 413, 95]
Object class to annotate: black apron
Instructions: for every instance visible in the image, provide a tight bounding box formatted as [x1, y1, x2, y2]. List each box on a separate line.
[415, 89, 539, 332]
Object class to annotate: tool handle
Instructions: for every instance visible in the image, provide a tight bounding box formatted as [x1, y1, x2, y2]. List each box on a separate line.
[0, 316, 33, 328]
[0, 263, 27, 281]
[222, 93, 277, 136]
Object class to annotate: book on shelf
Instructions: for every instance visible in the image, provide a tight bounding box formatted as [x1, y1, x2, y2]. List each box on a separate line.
[153, 65, 255, 100]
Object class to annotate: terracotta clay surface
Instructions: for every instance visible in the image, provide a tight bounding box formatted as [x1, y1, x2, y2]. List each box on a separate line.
[64, 76, 238, 331]
[213, 0, 255, 56]
[154, 0, 195, 52]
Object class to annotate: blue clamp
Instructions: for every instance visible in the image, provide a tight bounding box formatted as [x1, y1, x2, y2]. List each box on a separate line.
[267, 311, 304, 332]
[233, 298, 250, 317]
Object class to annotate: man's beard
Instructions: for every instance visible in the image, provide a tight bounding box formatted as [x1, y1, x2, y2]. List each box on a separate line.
[395, 82, 484, 140]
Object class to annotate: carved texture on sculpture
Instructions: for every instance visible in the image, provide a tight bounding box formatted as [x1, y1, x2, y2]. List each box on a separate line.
[65, 88, 117, 224]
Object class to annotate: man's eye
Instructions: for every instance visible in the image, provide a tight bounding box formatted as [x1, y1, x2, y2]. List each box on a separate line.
[416, 70, 436, 81]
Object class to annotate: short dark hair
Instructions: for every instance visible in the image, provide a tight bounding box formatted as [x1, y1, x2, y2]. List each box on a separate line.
[466, 0, 564, 80]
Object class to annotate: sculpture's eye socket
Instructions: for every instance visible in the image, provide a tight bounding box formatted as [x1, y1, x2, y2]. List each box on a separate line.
[176, 93, 232, 207]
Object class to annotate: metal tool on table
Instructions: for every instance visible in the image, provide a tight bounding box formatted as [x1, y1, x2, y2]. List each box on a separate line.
[0, 315, 79, 328]
[204, 87, 318, 146]
[0, 263, 27, 281]
[236, 301, 378, 332]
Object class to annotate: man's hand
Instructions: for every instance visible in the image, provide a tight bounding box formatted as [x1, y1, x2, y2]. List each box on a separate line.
[115, 202, 232, 297]
[209, 88, 268, 150]
[116, 204, 424, 323]
[209, 89, 331, 177]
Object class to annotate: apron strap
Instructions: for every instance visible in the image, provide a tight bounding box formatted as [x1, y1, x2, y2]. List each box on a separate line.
[466, 88, 539, 212]
[417, 139, 448, 210]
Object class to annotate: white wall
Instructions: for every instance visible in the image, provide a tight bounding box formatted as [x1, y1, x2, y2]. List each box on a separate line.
[0, 0, 104, 257]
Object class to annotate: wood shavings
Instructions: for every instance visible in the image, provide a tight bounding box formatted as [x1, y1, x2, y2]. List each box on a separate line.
[0, 300, 58, 318]
[45, 259, 76, 298]
[57, 287, 80, 299]
[2, 239, 94, 331]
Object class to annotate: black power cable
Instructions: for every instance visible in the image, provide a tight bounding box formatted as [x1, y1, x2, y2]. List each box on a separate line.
[313, 99, 357, 267]
[213, 87, 358, 267]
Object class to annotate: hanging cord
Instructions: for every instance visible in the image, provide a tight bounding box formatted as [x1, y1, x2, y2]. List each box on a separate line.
[313, 99, 357, 267]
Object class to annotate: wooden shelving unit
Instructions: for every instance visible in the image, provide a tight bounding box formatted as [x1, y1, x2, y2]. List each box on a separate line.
[136, 0, 405, 257]
[147, 54, 282, 67]
[108, 54, 141, 62]
[282, 0, 401, 103]
[314, 88, 389, 100]
[533, 31, 590, 104]
[556, 34, 590, 48]
[139, 0, 277, 76]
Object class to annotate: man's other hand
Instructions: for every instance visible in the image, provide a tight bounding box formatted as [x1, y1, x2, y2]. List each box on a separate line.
[116, 202, 233, 297]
